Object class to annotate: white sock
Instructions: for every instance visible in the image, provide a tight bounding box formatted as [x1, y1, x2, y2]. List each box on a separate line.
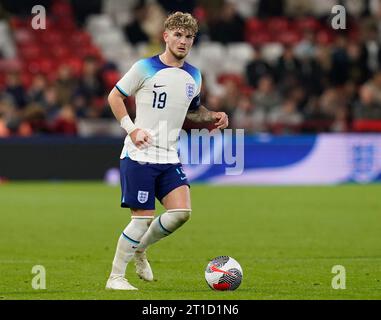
[110, 216, 153, 278]
[137, 209, 191, 251]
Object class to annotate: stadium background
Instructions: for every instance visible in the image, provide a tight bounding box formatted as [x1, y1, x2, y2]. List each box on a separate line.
[0, 0, 381, 183]
[0, 0, 381, 301]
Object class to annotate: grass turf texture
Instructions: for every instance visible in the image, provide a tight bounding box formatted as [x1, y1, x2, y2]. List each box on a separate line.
[0, 182, 380, 300]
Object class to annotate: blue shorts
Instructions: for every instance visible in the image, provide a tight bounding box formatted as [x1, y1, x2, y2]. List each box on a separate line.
[120, 157, 190, 210]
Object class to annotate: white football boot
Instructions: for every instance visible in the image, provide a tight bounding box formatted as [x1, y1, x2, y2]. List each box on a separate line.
[134, 251, 154, 281]
[105, 276, 138, 290]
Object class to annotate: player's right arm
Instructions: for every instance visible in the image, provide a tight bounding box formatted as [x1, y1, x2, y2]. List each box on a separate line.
[108, 62, 152, 150]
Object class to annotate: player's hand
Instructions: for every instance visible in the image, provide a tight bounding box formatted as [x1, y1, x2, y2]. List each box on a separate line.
[213, 112, 229, 129]
[129, 128, 153, 150]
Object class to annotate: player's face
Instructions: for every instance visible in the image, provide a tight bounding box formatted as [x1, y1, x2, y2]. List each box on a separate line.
[164, 28, 194, 60]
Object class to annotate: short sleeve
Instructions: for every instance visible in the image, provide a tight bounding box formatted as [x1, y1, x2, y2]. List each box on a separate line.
[188, 70, 202, 111]
[115, 61, 144, 97]
[189, 93, 201, 111]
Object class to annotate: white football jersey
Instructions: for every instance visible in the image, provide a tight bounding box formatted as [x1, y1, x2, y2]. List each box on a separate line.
[116, 55, 202, 163]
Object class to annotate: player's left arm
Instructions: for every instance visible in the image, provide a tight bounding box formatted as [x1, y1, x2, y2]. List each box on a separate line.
[186, 105, 229, 129]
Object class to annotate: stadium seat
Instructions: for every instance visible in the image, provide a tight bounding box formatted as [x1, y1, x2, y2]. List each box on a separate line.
[19, 44, 42, 60]
[63, 57, 83, 77]
[261, 43, 284, 63]
[102, 70, 121, 91]
[266, 17, 290, 34]
[352, 120, 381, 132]
[275, 30, 302, 45]
[294, 17, 321, 31]
[86, 14, 115, 34]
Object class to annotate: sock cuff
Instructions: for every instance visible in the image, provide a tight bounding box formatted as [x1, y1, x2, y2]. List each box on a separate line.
[166, 209, 192, 213]
[131, 215, 155, 219]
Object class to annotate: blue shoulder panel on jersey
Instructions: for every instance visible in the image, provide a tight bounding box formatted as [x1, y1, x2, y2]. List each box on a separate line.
[138, 55, 171, 78]
[182, 61, 201, 88]
[138, 55, 202, 88]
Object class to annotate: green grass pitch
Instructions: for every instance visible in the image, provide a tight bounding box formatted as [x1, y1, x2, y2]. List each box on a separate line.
[0, 182, 380, 300]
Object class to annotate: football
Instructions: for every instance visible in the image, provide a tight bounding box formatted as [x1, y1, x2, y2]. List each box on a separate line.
[205, 256, 243, 291]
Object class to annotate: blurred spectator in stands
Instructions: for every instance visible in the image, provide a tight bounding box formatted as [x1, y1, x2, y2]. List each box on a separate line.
[319, 87, 345, 119]
[343, 0, 367, 18]
[295, 30, 317, 60]
[220, 78, 242, 119]
[313, 44, 332, 89]
[157, 0, 196, 14]
[289, 86, 308, 112]
[4, 72, 27, 109]
[257, 0, 285, 17]
[361, 70, 381, 105]
[245, 49, 273, 88]
[52, 104, 78, 135]
[232, 94, 256, 133]
[302, 97, 333, 133]
[28, 74, 47, 104]
[297, 46, 326, 96]
[252, 75, 282, 115]
[71, 0, 102, 27]
[0, 112, 9, 137]
[0, 95, 31, 136]
[75, 56, 106, 104]
[0, 96, 13, 137]
[124, 1, 150, 45]
[346, 41, 369, 85]
[55, 65, 77, 105]
[331, 105, 349, 132]
[311, 0, 337, 19]
[329, 34, 350, 86]
[71, 93, 89, 118]
[354, 70, 381, 119]
[208, 1, 245, 44]
[40, 85, 61, 120]
[135, 2, 167, 57]
[361, 21, 381, 74]
[285, 0, 314, 17]
[22, 103, 50, 135]
[268, 96, 303, 134]
[1, 0, 51, 15]
[274, 45, 302, 88]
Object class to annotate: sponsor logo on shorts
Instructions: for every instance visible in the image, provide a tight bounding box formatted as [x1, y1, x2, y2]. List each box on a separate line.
[137, 191, 149, 203]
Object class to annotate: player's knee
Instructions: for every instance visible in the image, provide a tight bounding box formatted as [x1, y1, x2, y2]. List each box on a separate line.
[168, 209, 192, 226]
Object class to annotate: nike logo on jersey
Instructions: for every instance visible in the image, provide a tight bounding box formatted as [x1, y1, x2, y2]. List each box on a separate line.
[180, 176, 187, 180]
[154, 83, 166, 88]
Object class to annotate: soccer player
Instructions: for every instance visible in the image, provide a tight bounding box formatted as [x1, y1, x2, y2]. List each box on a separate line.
[106, 11, 229, 290]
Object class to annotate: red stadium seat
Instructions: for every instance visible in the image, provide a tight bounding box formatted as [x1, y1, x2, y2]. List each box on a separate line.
[245, 18, 265, 42]
[266, 17, 290, 34]
[294, 17, 321, 31]
[275, 30, 302, 45]
[38, 30, 63, 45]
[9, 17, 27, 29]
[246, 18, 264, 32]
[63, 57, 83, 77]
[20, 72, 34, 88]
[247, 31, 272, 46]
[352, 120, 381, 132]
[19, 44, 42, 60]
[217, 73, 244, 86]
[70, 31, 92, 46]
[51, 0, 74, 17]
[49, 45, 72, 60]
[13, 28, 35, 45]
[316, 29, 335, 45]
[103, 70, 121, 91]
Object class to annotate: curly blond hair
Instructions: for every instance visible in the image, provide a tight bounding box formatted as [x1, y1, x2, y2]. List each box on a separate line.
[164, 11, 198, 36]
